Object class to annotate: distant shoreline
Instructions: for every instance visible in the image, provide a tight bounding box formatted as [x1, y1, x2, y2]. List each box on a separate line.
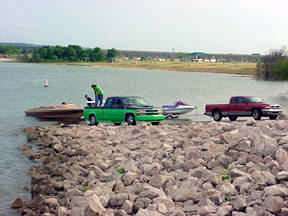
[2, 60, 257, 75]
[57, 61, 257, 75]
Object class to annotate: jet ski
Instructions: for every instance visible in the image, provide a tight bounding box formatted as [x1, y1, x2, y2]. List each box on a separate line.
[162, 101, 196, 119]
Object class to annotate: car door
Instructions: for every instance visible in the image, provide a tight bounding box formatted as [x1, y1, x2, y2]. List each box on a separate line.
[104, 98, 126, 123]
[229, 97, 242, 116]
[111, 98, 127, 122]
[233, 97, 250, 116]
[102, 98, 115, 122]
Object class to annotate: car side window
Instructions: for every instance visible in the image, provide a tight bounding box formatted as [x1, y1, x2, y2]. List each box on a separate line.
[231, 97, 240, 104]
[111, 98, 124, 109]
[104, 98, 114, 108]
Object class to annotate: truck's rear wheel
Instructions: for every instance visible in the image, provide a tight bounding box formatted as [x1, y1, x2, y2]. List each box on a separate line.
[212, 110, 222, 121]
[269, 115, 278, 120]
[89, 115, 98, 126]
[126, 114, 136, 126]
[229, 116, 238, 121]
[252, 109, 262, 120]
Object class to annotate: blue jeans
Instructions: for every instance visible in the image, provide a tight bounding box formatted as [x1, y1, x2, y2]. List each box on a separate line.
[95, 95, 103, 106]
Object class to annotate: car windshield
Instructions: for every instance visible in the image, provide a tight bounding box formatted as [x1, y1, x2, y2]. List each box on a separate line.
[247, 97, 263, 103]
[123, 97, 151, 107]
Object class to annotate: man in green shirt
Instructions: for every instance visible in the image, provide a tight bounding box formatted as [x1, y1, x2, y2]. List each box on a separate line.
[91, 84, 104, 106]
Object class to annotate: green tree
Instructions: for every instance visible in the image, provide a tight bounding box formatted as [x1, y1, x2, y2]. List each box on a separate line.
[106, 48, 118, 62]
[90, 47, 104, 62]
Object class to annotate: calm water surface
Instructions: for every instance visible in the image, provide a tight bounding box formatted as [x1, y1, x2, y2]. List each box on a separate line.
[1, 63, 288, 215]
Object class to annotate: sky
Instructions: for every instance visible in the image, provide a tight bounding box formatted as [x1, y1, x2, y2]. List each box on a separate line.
[1, 0, 288, 54]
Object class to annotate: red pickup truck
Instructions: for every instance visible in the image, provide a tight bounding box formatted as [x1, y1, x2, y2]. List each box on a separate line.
[205, 96, 282, 121]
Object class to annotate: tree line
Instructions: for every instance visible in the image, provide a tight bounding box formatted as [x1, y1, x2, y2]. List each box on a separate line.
[0, 46, 21, 55]
[257, 47, 288, 80]
[30, 45, 118, 62]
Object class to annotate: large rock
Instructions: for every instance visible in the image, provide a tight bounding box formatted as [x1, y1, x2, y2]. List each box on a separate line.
[121, 172, 137, 186]
[108, 193, 129, 208]
[264, 185, 288, 197]
[264, 196, 284, 213]
[223, 127, 278, 157]
[219, 182, 237, 195]
[216, 205, 233, 216]
[172, 180, 199, 202]
[122, 200, 133, 214]
[198, 205, 217, 216]
[11, 197, 24, 209]
[134, 197, 152, 210]
[251, 170, 276, 186]
[275, 148, 288, 164]
[85, 194, 106, 216]
[276, 171, 288, 181]
[136, 209, 163, 216]
[232, 196, 247, 211]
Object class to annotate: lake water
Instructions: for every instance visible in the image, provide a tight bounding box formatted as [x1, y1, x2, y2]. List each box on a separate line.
[1, 62, 288, 215]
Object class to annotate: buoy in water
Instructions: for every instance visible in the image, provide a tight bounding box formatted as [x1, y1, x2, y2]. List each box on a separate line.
[44, 80, 48, 87]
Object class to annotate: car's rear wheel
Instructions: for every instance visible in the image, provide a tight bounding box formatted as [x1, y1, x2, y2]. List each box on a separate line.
[252, 109, 262, 120]
[269, 115, 278, 120]
[212, 110, 222, 121]
[89, 115, 98, 126]
[151, 122, 160, 126]
[229, 116, 238, 121]
[126, 114, 136, 125]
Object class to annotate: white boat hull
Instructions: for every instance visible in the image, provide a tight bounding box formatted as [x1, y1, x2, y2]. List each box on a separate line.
[162, 105, 196, 116]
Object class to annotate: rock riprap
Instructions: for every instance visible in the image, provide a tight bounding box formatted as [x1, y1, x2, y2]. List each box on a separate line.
[18, 120, 288, 215]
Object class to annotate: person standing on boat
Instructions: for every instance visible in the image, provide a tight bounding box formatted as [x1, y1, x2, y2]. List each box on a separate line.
[91, 84, 104, 106]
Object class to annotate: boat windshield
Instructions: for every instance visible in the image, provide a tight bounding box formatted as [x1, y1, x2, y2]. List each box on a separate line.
[123, 97, 151, 107]
[247, 97, 263, 103]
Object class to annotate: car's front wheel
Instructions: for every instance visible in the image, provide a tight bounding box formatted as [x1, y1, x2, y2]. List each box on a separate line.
[252, 109, 262, 120]
[212, 110, 222, 121]
[126, 114, 136, 125]
[89, 115, 98, 126]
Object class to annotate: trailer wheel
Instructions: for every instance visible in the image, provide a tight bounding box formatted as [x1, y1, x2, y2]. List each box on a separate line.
[89, 115, 98, 126]
[212, 110, 222, 121]
[252, 109, 262, 120]
[125, 114, 136, 126]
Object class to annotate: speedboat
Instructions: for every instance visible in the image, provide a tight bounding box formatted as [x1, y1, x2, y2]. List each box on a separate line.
[25, 103, 83, 122]
[162, 101, 196, 118]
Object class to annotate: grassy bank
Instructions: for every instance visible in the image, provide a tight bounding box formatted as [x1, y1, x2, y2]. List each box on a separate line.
[64, 61, 257, 75]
